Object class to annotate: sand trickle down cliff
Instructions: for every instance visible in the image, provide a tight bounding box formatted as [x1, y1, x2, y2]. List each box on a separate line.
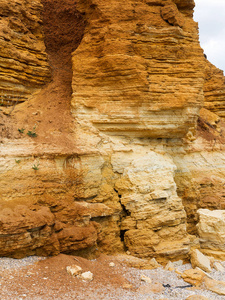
[1, 0, 86, 148]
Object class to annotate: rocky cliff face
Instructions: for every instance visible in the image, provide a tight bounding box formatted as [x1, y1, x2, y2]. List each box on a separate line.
[0, 0, 51, 106]
[72, 0, 204, 138]
[0, 0, 225, 262]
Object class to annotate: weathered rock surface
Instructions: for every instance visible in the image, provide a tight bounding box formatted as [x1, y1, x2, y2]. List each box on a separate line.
[72, 0, 204, 138]
[204, 277, 225, 296]
[190, 249, 211, 273]
[196, 209, 225, 259]
[181, 268, 205, 287]
[0, 0, 51, 106]
[174, 122, 225, 235]
[182, 267, 225, 296]
[204, 61, 225, 118]
[112, 149, 190, 260]
[0, 205, 58, 257]
[66, 265, 82, 276]
[0, 0, 225, 263]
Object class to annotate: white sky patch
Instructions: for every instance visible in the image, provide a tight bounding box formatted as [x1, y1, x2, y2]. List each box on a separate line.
[194, 0, 225, 72]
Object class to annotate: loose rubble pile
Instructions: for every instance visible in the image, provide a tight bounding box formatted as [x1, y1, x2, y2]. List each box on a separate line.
[0, 252, 225, 299]
[63, 249, 225, 299]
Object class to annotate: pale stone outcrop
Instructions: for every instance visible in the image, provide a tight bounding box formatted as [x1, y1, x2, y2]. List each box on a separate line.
[196, 209, 225, 259]
[111, 149, 189, 260]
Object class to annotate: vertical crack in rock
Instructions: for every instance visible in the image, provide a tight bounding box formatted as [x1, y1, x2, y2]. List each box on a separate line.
[114, 188, 130, 245]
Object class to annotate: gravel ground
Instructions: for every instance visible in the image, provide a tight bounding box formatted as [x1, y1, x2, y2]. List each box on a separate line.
[0, 254, 225, 300]
[0, 256, 45, 271]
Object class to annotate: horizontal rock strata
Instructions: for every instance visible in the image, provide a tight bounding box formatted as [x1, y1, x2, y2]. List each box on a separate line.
[204, 61, 225, 118]
[72, 0, 204, 138]
[197, 209, 225, 259]
[0, 0, 51, 107]
[0, 0, 225, 262]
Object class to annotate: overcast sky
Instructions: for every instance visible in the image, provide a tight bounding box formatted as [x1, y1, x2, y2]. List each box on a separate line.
[194, 0, 225, 73]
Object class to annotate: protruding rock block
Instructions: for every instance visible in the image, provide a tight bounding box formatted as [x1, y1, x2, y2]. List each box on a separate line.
[197, 209, 225, 259]
[0, 205, 58, 258]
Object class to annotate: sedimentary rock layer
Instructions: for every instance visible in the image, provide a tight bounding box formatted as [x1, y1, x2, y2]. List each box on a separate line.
[72, 0, 205, 138]
[0, 0, 225, 262]
[204, 61, 225, 118]
[0, 0, 51, 106]
[197, 209, 225, 259]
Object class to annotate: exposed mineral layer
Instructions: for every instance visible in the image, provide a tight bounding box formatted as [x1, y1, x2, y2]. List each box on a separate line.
[0, 0, 225, 261]
[72, 0, 205, 138]
[0, 0, 51, 106]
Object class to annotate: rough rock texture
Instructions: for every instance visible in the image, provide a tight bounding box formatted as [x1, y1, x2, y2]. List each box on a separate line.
[174, 117, 225, 234]
[182, 268, 225, 296]
[0, 205, 58, 258]
[190, 249, 211, 273]
[0, 0, 51, 106]
[204, 277, 225, 296]
[0, 0, 225, 262]
[196, 209, 225, 259]
[72, 0, 204, 138]
[112, 150, 189, 260]
[204, 61, 225, 118]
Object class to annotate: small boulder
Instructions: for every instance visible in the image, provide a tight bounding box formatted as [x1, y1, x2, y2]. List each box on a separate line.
[66, 265, 82, 276]
[79, 271, 93, 282]
[191, 249, 211, 273]
[109, 262, 115, 267]
[140, 274, 152, 284]
[122, 283, 133, 289]
[181, 269, 205, 287]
